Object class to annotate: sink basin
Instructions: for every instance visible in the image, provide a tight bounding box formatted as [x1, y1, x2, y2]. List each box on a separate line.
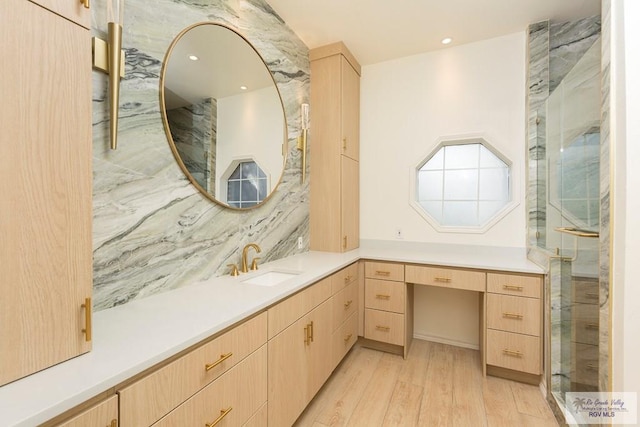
[241, 270, 300, 287]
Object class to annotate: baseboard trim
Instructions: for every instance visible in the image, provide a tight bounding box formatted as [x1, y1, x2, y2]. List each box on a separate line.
[413, 333, 479, 351]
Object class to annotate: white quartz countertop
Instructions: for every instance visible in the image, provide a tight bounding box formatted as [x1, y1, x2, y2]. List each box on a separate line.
[0, 240, 543, 426]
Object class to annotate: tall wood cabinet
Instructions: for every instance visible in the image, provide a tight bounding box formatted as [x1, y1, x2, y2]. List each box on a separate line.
[0, 0, 92, 386]
[310, 42, 361, 252]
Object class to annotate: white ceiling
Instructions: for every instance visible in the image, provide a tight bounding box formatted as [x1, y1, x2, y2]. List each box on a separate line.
[266, 0, 601, 66]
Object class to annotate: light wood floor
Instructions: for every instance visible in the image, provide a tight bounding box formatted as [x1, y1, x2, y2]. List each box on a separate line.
[294, 339, 559, 427]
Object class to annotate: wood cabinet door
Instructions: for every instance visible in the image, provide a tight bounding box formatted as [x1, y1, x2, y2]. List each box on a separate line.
[30, 0, 91, 29]
[341, 156, 359, 251]
[307, 299, 333, 398]
[341, 56, 360, 161]
[0, 0, 92, 386]
[57, 396, 118, 427]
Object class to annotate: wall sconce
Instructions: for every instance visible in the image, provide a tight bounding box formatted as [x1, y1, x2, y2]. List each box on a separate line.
[92, 0, 126, 150]
[297, 103, 309, 183]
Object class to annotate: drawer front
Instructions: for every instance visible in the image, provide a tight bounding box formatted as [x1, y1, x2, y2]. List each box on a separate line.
[405, 265, 485, 292]
[365, 261, 404, 282]
[332, 280, 358, 331]
[332, 311, 358, 368]
[572, 343, 599, 388]
[268, 277, 332, 338]
[365, 278, 405, 314]
[486, 329, 541, 375]
[572, 278, 599, 304]
[487, 294, 541, 336]
[57, 395, 118, 427]
[571, 303, 599, 346]
[364, 308, 404, 346]
[153, 345, 267, 427]
[487, 272, 542, 299]
[119, 312, 267, 427]
[331, 262, 359, 294]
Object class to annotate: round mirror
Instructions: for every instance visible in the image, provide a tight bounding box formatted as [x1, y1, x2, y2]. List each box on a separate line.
[160, 23, 287, 209]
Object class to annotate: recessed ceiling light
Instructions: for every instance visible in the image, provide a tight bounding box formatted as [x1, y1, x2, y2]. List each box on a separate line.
[441, 37, 453, 45]
[240, 85, 248, 90]
[188, 55, 199, 61]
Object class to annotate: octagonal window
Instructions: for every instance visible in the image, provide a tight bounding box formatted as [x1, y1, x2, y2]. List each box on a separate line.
[414, 138, 512, 230]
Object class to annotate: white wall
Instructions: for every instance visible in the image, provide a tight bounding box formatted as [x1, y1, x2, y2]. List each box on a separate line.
[360, 32, 527, 347]
[612, 0, 640, 405]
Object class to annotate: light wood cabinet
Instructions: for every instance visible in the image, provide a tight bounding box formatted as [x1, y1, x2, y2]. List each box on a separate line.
[0, 0, 92, 387]
[310, 42, 361, 252]
[31, 0, 91, 28]
[55, 396, 118, 427]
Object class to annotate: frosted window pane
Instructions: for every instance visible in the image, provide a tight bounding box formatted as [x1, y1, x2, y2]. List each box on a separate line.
[479, 145, 507, 168]
[442, 201, 478, 226]
[418, 170, 443, 201]
[444, 144, 479, 169]
[420, 201, 443, 222]
[444, 169, 477, 200]
[479, 168, 509, 200]
[421, 148, 444, 170]
[479, 201, 505, 224]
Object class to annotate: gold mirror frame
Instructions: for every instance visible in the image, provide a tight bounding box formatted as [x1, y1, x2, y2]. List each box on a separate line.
[159, 22, 288, 210]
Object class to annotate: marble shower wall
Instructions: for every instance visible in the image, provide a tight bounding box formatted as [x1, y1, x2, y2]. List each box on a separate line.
[90, 0, 310, 310]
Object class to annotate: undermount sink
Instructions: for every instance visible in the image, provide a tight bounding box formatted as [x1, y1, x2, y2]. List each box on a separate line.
[241, 270, 301, 287]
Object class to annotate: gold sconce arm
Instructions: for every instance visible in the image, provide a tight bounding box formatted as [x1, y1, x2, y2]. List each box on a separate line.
[297, 103, 309, 183]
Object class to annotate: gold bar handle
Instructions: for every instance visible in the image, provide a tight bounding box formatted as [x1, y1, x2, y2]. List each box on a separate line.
[343, 137, 347, 151]
[502, 312, 524, 320]
[206, 407, 233, 427]
[205, 352, 233, 372]
[344, 333, 353, 343]
[375, 270, 390, 277]
[375, 294, 391, 300]
[80, 0, 90, 8]
[304, 325, 310, 345]
[375, 325, 390, 332]
[434, 277, 451, 283]
[343, 236, 347, 249]
[503, 285, 523, 291]
[586, 323, 599, 330]
[344, 300, 353, 308]
[81, 297, 92, 342]
[309, 321, 314, 342]
[110, 419, 118, 427]
[502, 349, 523, 358]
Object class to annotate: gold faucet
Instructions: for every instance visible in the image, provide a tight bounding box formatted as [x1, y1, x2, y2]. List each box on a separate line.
[241, 243, 262, 273]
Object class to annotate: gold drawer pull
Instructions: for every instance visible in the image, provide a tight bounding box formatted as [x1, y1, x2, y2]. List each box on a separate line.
[343, 236, 347, 249]
[376, 325, 390, 332]
[344, 275, 351, 283]
[344, 333, 353, 342]
[586, 292, 599, 299]
[110, 419, 118, 427]
[375, 294, 391, 300]
[205, 352, 233, 371]
[343, 137, 347, 151]
[81, 297, 92, 342]
[344, 300, 353, 308]
[586, 364, 598, 371]
[502, 349, 523, 358]
[503, 285, 523, 291]
[502, 312, 524, 320]
[206, 407, 232, 427]
[375, 270, 391, 277]
[586, 323, 599, 330]
[434, 277, 451, 283]
[309, 321, 314, 342]
[304, 325, 310, 345]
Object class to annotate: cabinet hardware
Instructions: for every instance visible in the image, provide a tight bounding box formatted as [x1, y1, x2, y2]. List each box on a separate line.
[502, 312, 524, 320]
[586, 292, 599, 299]
[304, 325, 310, 345]
[205, 352, 233, 372]
[110, 419, 118, 427]
[344, 333, 353, 342]
[586, 323, 599, 330]
[375, 325, 390, 332]
[375, 294, 391, 300]
[206, 407, 233, 427]
[344, 300, 353, 308]
[343, 137, 347, 151]
[343, 236, 347, 249]
[81, 297, 92, 342]
[309, 321, 314, 342]
[502, 349, 523, 358]
[434, 277, 451, 283]
[344, 275, 352, 283]
[374, 270, 390, 277]
[80, 0, 90, 8]
[503, 285, 523, 291]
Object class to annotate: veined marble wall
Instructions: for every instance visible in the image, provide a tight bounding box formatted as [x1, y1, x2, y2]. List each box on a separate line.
[90, 0, 309, 310]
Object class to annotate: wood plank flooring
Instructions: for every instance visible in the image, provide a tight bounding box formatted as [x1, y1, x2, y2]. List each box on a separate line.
[294, 339, 558, 427]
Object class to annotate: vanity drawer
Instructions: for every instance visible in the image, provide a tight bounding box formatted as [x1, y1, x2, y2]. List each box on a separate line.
[331, 262, 359, 294]
[486, 329, 541, 375]
[405, 265, 485, 292]
[364, 308, 404, 346]
[572, 278, 599, 304]
[332, 311, 358, 368]
[268, 277, 332, 338]
[56, 395, 118, 427]
[153, 345, 267, 427]
[118, 312, 267, 427]
[487, 272, 542, 299]
[365, 261, 404, 282]
[487, 294, 541, 336]
[332, 280, 358, 331]
[365, 278, 405, 314]
[571, 303, 599, 346]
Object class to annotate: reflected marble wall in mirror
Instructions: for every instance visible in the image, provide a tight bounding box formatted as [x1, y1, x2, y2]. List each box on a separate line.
[161, 23, 287, 209]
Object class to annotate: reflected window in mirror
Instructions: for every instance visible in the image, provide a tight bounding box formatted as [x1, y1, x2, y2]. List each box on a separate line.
[227, 160, 268, 209]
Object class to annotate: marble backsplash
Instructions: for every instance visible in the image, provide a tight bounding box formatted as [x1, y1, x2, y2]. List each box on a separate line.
[90, 0, 310, 310]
